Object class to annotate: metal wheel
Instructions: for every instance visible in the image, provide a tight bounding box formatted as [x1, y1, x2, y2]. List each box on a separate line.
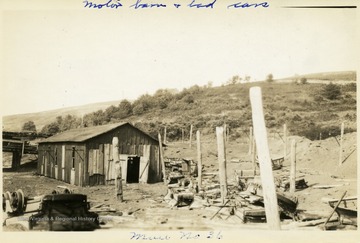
[10, 189, 25, 214]
[4, 191, 11, 201]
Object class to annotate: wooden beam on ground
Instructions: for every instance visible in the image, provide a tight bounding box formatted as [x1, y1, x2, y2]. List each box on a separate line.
[323, 191, 347, 229]
[216, 126, 228, 204]
[249, 87, 281, 230]
[196, 130, 203, 191]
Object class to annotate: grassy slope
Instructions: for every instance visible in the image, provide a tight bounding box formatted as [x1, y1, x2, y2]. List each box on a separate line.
[281, 70, 356, 81]
[2, 72, 356, 139]
[2, 100, 122, 132]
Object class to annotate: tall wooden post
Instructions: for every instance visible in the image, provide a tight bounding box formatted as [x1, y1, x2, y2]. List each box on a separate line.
[224, 123, 227, 142]
[283, 124, 287, 159]
[164, 126, 167, 145]
[216, 126, 228, 204]
[182, 128, 184, 143]
[250, 87, 281, 230]
[290, 139, 296, 194]
[248, 126, 253, 155]
[189, 124, 193, 148]
[196, 130, 202, 190]
[252, 137, 256, 176]
[339, 122, 344, 166]
[113, 137, 123, 202]
[158, 133, 167, 184]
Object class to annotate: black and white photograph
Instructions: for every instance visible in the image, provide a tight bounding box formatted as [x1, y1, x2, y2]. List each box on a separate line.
[1, 0, 358, 241]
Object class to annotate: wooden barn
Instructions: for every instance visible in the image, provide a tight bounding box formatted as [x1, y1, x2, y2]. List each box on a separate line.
[37, 122, 164, 186]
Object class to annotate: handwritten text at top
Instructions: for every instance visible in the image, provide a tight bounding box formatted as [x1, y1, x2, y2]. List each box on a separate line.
[83, 0, 270, 10]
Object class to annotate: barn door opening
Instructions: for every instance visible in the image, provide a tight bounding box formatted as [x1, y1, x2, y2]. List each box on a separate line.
[126, 156, 140, 183]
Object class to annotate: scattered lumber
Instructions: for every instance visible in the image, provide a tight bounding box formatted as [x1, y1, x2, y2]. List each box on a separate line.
[312, 183, 349, 189]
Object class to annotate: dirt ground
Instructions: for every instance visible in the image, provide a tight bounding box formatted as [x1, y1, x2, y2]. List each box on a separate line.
[2, 132, 357, 231]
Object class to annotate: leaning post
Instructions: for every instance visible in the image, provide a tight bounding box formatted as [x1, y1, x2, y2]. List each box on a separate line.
[250, 87, 281, 230]
[216, 126, 228, 204]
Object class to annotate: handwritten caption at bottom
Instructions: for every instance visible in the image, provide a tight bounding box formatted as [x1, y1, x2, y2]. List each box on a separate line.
[83, 0, 270, 10]
[130, 231, 223, 240]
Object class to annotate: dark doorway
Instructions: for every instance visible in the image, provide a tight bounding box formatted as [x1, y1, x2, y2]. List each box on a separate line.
[126, 156, 140, 183]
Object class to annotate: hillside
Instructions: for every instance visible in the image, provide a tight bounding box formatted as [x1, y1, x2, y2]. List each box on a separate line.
[2, 100, 123, 132]
[2, 72, 357, 141]
[278, 71, 356, 83]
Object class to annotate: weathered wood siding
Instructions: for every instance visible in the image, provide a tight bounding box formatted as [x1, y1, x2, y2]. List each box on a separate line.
[38, 124, 162, 186]
[38, 143, 85, 186]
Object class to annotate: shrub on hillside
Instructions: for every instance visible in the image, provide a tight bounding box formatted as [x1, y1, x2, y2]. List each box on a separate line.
[297, 124, 356, 141]
[342, 83, 356, 92]
[321, 83, 342, 100]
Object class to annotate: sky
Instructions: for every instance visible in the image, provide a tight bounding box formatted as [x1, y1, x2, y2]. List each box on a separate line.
[1, 0, 358, 116]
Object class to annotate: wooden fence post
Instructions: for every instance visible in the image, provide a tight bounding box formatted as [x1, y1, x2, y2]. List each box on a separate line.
[196, 130, 202, 190]
[216, 126, 228, 204]
[189, 124, 193, 148]
[339, 122, 344, 166]
[283, 124, 287, 159]
[164, 126, 167, 145]
[290, 139, 296, 194]
[250, 87, 281, 230]
[113, 137, 123, 202]
[158, 133, 167, 184]
[248, 126, 253, 155]
[182, 128, 184, 143]
[252, 137, 256, 176]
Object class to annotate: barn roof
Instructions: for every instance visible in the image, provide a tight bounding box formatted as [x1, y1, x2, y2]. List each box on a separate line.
[39, 122, 161, 144]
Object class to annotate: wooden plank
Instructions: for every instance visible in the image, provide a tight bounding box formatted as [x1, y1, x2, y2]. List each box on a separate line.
[98, 144, 104, 174]
[61, 145, 65, 181]
[113, 137, 123, 201]
[93, 149, 98, 174]
[324, 191, 347, 229]
[250, 87, 281, 230]
[70, 168, 75, 185]
[158, 133, 167, 184]
[139, 145, 150, 183]
[196, 130, 202, 190]
[104, 144, 109, 181]
[216, 126, 227, 204]
[88, 149, 93, 176]
[120, 154, 128, 182]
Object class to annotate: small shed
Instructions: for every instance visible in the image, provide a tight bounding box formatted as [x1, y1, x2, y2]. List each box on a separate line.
[37, 122, 164, 186]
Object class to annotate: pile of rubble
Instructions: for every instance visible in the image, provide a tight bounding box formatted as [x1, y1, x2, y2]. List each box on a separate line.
[163, 157, 308, 223]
